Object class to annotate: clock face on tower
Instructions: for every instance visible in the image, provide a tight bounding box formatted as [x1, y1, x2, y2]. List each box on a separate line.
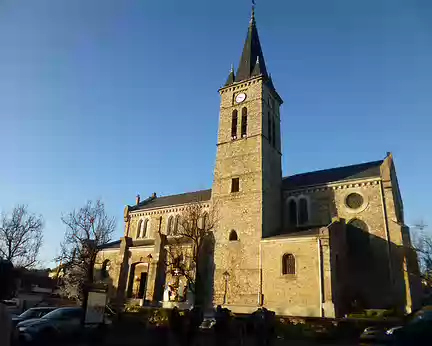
[235, 93, 247, 104]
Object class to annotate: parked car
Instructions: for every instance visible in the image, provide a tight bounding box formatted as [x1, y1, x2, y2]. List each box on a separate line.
[16, 307, 83, 344]
[360, 325, 393, 343]
[389, 306, 432, 345]
[1, 298, 20, 316]
[12, 307, 57, 327]
[360, 306, 432, 344]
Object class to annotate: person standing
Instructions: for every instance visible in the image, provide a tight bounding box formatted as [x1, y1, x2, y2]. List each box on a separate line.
[187, 306, 203, 346]
[169, 307, 183, 346]
[0, 260, 14, 346]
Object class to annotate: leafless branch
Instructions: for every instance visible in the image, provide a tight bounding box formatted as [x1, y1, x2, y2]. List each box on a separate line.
[57, 199, 116, 301]
[159, 200, 217, 303]
[0, 205, 44, 268]
[409, 222, 432, 287]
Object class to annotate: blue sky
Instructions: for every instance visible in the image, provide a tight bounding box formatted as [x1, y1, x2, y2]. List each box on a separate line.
[0, 0, 431, 267]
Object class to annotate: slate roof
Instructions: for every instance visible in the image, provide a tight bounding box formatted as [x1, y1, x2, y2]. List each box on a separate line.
[263, 228, 321, 241]
[127, 161, 383, 212]
[98, 240, 121, 250]
[235, 10, 268, 83]
[222, 10, 282, 102]
[130, 189, 212, 212]
[283, 160, 383, 190]
[225, 66, 235, 86]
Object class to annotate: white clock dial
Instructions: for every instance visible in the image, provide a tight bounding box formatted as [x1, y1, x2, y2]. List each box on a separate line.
[235, 93, 247, 104]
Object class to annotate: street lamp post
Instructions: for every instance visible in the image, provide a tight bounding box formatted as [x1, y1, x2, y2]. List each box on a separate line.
[223, 271, 230, 305]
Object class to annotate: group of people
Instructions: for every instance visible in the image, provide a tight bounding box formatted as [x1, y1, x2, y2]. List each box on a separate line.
[251, 307, 276, 346]
[169, 304, 276, 346]
[215, 305, 276, 345]
[169, 306, 204, 346]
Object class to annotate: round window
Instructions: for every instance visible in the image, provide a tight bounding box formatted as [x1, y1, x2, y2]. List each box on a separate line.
[345, 193, 364, 209]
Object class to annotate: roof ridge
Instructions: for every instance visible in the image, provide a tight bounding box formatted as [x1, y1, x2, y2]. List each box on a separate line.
[129, 189, 212, 212]
[155, 188, 212, 199]
[283, 159, 383, 180]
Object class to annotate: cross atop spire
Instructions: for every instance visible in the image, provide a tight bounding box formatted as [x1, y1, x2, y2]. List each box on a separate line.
[251, 0, 256, 24]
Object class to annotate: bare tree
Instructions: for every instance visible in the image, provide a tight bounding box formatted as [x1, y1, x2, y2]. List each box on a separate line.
[57, 200, 115, 301]
[411, 221, 432, 287]
[0, 205, 43, 268]
[159, 201, 217, 306]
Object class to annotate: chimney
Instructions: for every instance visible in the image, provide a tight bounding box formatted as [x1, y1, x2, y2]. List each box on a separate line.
[152, 192, 157, 198]
[136, 194, 140, 205]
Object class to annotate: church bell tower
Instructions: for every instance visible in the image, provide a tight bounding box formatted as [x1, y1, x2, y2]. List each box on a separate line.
[212, 7, 283, 309]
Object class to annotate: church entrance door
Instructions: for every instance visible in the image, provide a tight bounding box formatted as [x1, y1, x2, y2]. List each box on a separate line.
[138, 272, 148, 299]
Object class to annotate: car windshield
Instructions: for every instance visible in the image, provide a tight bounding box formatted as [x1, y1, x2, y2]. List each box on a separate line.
[42, 308, 81, 320]
[19, 309, 40, 319]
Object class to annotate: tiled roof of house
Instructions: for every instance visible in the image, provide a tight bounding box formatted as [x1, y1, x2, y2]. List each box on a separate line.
[282, 160, 383, 190]
[129, 189, 212, 212]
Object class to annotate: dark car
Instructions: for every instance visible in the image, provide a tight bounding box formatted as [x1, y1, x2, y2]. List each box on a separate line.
[360, 306, 432, 344]
[12, 307, 57, 327]
[390, 306, 432, 345]
[17, 307, 83, 344]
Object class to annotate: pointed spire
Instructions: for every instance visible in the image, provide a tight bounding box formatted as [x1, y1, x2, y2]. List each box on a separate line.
[225, 64, 235, 86]
[235, 4, 268, 83]
[251, 55, 262, 76]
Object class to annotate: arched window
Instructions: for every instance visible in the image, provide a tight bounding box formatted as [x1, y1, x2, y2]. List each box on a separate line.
[101, 259, 111, 278]
[174, 215, 180, 235]
[241, 107, 247, 138]
[288, 199, 297, 226]
[298, 198, 309, 225]
[167, 216, 173, 235]
[229, 230, 238, 241]
[141, 219, 148, 238]
[347, 219, 370, 257]
[268, 112, 272, 144]
[282, 254, 295, 275]
[231, 110, 238, 139]
[137, 220, 143, 238]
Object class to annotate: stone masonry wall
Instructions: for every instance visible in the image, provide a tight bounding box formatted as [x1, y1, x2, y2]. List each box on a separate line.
[262, 84, 282, 237]
[95, 250, 121, 300]
[261, 236, 321, 316]
[284, 180, 394, 309]
[212, 77, 266, 310]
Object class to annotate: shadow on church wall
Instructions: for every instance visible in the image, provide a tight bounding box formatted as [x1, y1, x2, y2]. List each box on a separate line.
[334, 217, 408, 314]
[298, 188, 411, 315]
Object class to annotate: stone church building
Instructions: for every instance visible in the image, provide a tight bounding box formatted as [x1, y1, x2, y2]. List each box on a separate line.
[96, 10, 421, 317]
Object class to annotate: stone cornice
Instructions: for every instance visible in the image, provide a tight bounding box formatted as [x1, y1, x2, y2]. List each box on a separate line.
[261, 235, 318, 243]
[218, 75, 262, 93]
[130, 203, 211, 218]
[284, 177, 381, 196]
